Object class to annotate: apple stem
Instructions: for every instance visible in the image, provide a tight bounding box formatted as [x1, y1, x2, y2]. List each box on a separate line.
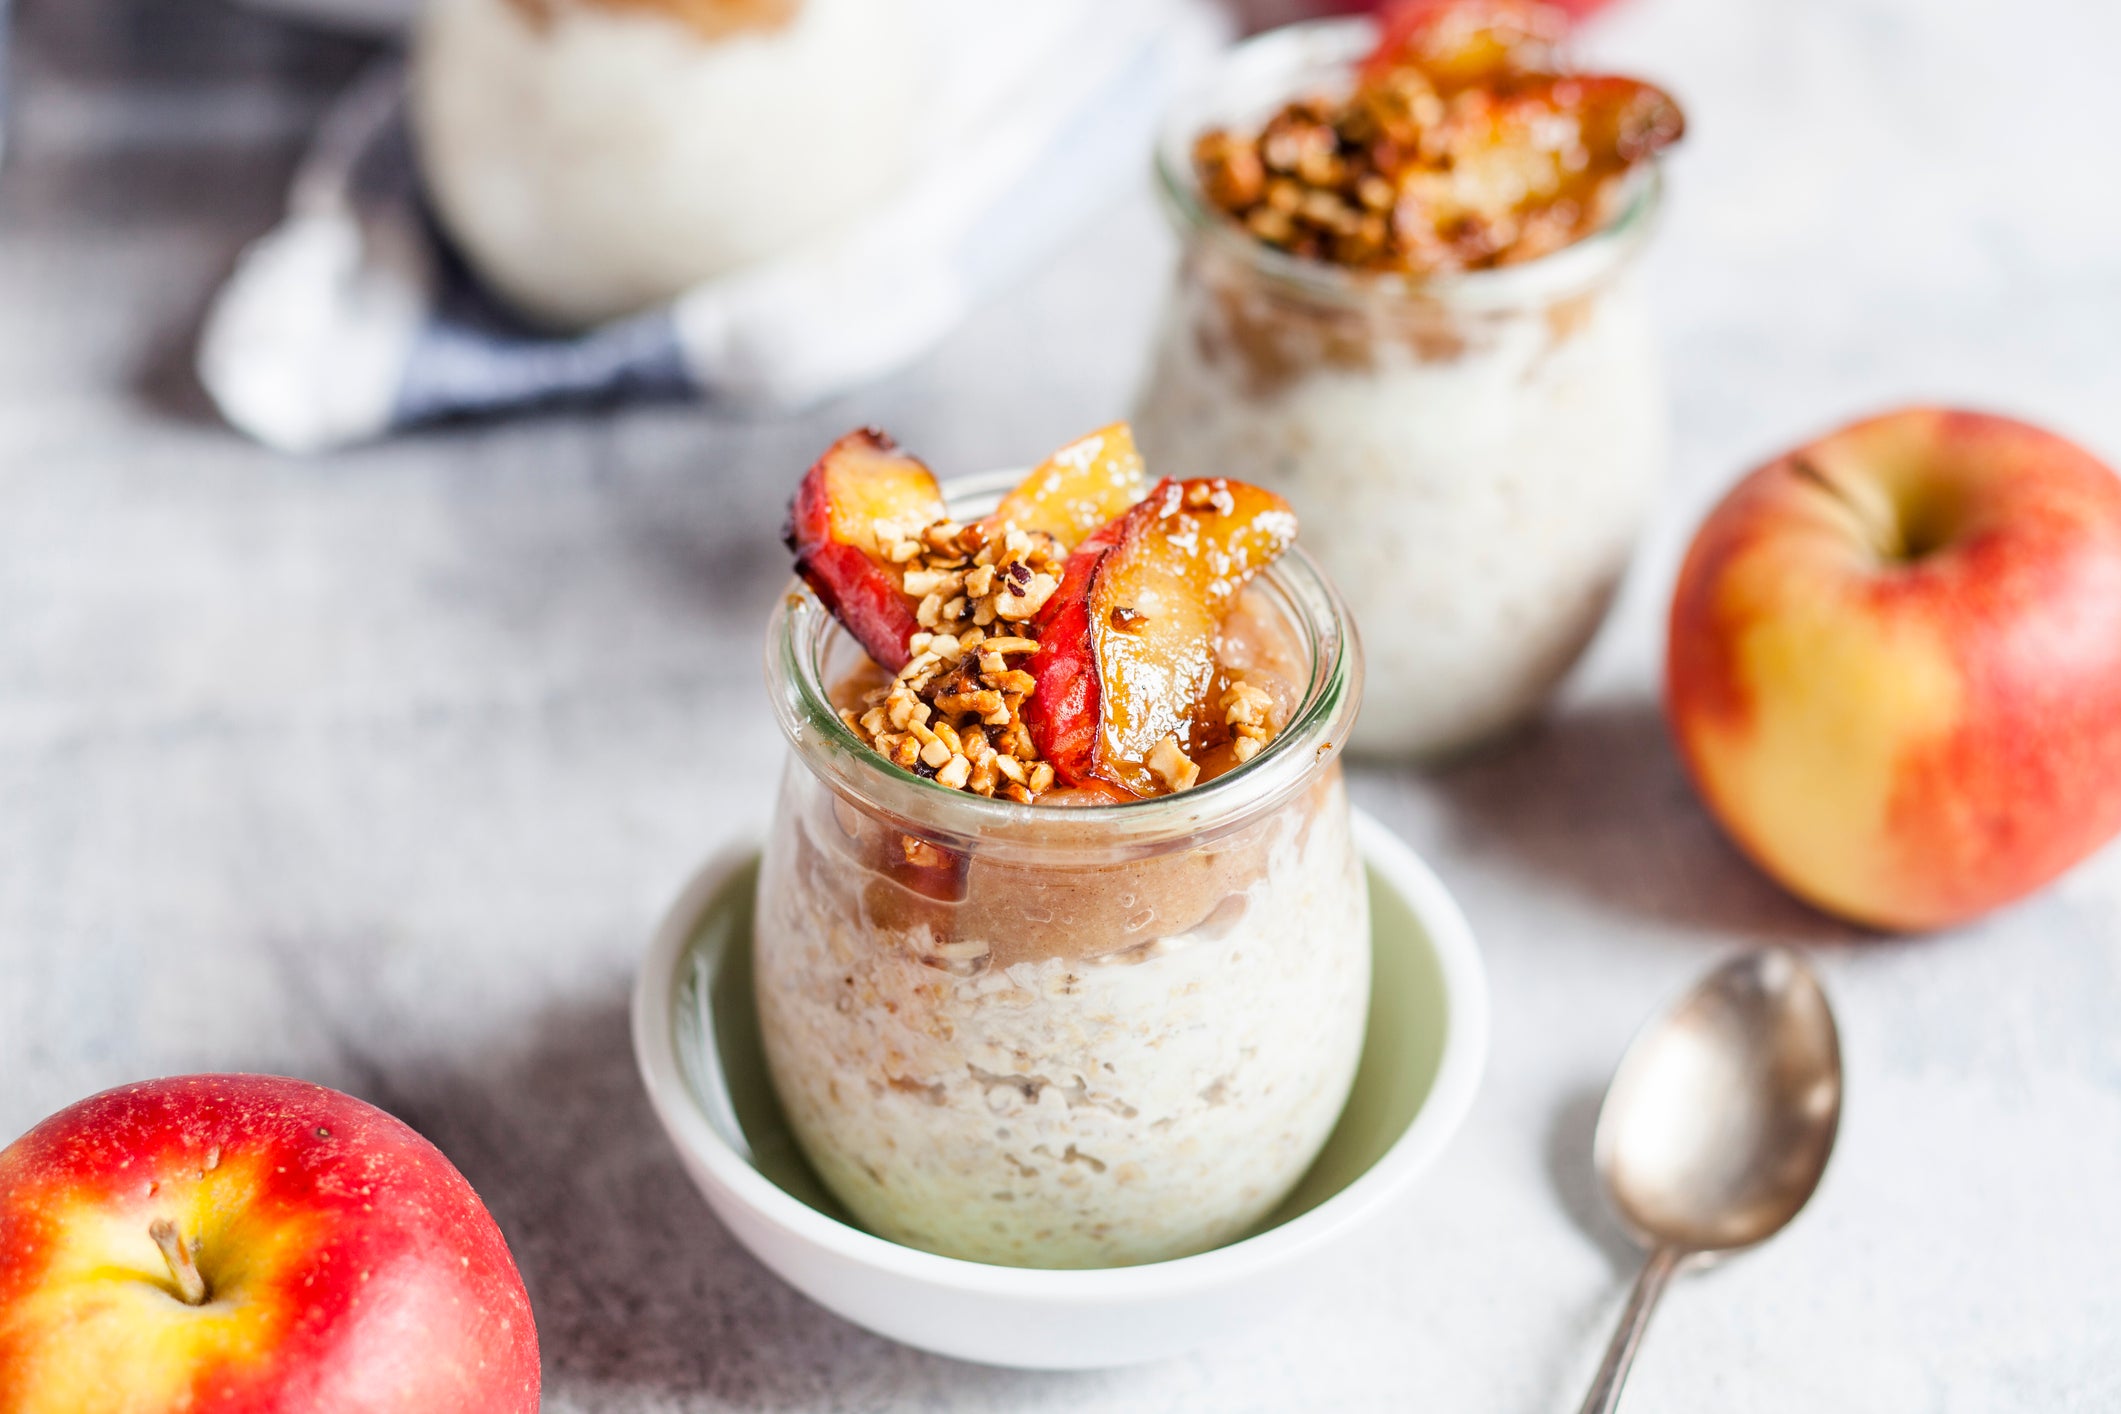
[149, 1218, 209, 1306]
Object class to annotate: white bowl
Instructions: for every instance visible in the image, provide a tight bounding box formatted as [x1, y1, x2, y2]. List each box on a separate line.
[631, 809, 1487, 1369]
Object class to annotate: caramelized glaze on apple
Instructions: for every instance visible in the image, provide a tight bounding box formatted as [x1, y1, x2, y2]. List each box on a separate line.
[1362, 0, 1565, 90]
[1191, 0, 1683, 273]
[1027, 478, 1297, 796]
[985, 422, 1150, 546]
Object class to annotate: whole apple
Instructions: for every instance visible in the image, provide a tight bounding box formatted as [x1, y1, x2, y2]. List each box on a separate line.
[0, 1074, 539, 1414]
[1666, 407, 2121, 930]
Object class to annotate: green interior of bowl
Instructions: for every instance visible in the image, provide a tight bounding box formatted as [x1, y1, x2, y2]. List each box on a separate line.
[671, 856, 1451, 1254]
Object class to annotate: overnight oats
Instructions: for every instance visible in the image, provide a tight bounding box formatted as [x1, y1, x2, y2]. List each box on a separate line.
[757, 423, 1369, 1267]
[1134, 0, 1685, 757]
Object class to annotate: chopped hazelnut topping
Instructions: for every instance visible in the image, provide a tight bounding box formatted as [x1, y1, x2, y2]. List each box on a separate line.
[1147, 735, 1201, 793]
[1219, 679, 1280, 763]
[841, 517, 1073, 801]
[1221, 679, 1276, 731]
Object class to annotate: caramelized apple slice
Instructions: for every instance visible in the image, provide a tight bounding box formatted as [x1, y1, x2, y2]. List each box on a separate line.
[1363, 0, 1569, 91]
[784, 429, 948, 672]
[1565, 74, 1689, 167]
[984, 422, 1150, 545]
[1394, 75, 1684, 267]
[1025, 478, 1297, 796]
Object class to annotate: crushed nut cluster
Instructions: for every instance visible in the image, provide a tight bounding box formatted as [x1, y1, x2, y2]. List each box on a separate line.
[1144, 734, 1198, 795]
[1220, 681, 1277, 764]
[1192, 41, 1681, 274]
[1195, 97, 1400, 269]
[1144, 681, 1280, 795]
[839, 519, 1068, 803]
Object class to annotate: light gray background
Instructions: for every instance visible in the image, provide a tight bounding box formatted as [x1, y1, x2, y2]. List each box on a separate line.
[2, 0, 2116, 1408]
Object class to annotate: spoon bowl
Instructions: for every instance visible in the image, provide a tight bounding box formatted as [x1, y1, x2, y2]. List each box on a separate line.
[1596, 948, 1842, 1255]
[1577, 949, 1842, 1412]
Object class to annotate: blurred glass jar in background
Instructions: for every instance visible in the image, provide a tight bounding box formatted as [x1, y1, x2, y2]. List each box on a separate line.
[410, 0, 918, 330]
[1134, 19, 1671, 760]
[756, 472, 1370, 1269]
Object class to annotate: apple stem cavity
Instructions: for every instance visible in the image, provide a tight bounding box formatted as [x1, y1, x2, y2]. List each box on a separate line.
[1789, 454, 1909, 562]
[149, 1218, 209, 1306]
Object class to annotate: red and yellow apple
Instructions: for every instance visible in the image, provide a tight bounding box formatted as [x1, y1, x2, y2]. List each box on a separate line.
[1026, 477, 1297, 796]
[0, 1074, 539, 1414]
[1666, 407, 2121, 930]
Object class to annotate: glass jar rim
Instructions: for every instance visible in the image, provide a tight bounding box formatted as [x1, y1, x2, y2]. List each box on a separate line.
[1154, 16, 1665, 312]
[764, 469, 1363, 857]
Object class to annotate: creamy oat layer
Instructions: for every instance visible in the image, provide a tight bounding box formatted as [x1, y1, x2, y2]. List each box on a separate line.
[755, 771, 1370, 1268]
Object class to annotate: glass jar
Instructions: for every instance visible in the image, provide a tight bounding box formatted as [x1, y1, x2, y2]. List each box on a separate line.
[1134, 19, 1670, 760]
[756, 471, 1369, 1269]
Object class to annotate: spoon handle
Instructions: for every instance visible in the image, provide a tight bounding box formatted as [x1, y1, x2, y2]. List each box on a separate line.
[1576, 1245, 1683, 1414]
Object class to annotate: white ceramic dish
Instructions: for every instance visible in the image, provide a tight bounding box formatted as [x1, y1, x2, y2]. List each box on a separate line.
[631, 809, 1488, 1369]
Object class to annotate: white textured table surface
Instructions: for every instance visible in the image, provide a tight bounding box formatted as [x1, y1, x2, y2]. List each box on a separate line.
[4, 0, 2118, 1408]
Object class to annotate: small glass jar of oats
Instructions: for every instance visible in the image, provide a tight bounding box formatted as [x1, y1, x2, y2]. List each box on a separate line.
[1134, 8, 1683, 759]
[756, 467, 1368, 1269]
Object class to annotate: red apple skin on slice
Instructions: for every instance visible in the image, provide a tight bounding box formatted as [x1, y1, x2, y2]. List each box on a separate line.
[1362, 0, 1570, 90]
[785, 429, 948, 672]
[985, 422, 1149, 545]
[1022, 517, 1128, 788]
[1026, 478, 1298, 797]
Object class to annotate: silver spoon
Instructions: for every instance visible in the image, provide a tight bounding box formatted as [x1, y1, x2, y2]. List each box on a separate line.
[1577, 948, 1843, 1414]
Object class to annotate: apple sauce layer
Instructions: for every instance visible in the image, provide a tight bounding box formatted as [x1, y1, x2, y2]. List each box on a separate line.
[754, 762, 1368, 1268]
